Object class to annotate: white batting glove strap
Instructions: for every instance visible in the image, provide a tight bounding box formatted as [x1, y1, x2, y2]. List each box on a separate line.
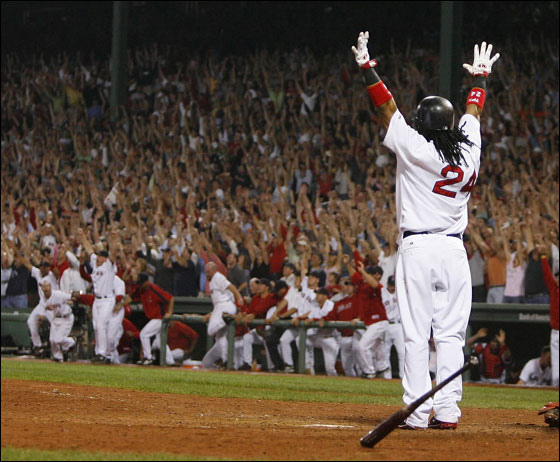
[463, 41, 500, 76]
[351, 31, 371, 67]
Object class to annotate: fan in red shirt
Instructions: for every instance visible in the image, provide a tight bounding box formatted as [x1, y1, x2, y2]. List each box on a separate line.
[267, 233, 286, 279]
[467, 327, 512, 384]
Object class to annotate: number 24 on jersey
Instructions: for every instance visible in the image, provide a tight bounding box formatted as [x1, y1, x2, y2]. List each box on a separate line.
[432, 165, 477, 198]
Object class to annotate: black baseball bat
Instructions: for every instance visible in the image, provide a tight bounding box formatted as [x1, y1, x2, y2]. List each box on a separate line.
[360, 356, 478, 448]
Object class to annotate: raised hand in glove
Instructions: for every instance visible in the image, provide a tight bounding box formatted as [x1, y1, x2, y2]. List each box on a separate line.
[351, 31, 371, 67]
[463, 42, 500, 76]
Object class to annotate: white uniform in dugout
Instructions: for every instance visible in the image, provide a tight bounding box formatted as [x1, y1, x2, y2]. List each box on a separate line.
[44, 289, 75, 361]
[90, 253, 117, 359]
[381, 285, 405, 378]
[27, 267, 59, 349]
[384, 111, 480, 426]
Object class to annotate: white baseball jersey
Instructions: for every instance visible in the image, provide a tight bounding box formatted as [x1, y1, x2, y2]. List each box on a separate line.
[383, 110, 481, 240]
[113, 275, 126, 298]
[90, 254, 116, 297]
[282, 286, 304, 318]
[381, 287, 400, 323]
[31, 267, 59, 301]
[378, 250, 397, 287]
[44, 290, 73, 318]
[300, 277, 320, 318]
[519, 358, 552, 386]
[209, 271, 234, 304]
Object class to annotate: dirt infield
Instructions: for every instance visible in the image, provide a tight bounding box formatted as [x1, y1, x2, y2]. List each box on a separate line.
[1, 378, 558, 461]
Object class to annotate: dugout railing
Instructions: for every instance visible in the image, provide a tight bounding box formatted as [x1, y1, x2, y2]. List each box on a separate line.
[1, 299, 551, 378]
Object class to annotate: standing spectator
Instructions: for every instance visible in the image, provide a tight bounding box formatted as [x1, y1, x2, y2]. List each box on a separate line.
[464, 233, 487, 303]
[226, 252, 248, 297]
[1, 250, 13, 306]
[467, 328, 512, 384]
[538, 244, 559, 387]
[149, 247, 174, 295]
[517, 346, 552, 386]
[172, 246, 199, 296]
[4, 254, 31, 309]
[524, 249, 550, 304]
[133, 272, 175, 366]
[267, 232, 286, 281]
[502, 230, 527, 304]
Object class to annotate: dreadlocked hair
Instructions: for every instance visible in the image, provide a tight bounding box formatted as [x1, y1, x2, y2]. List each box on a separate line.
[422, 121, 474, 167]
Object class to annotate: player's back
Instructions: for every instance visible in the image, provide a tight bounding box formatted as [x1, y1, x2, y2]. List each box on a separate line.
[383, 111, 481, 237]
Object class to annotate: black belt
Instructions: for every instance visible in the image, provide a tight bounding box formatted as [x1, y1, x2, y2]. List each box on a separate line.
[55, 314, 70, 319]
[96, 295, 112, 299]
[403, 231, 462, 240]
[389, 320, 401, 324]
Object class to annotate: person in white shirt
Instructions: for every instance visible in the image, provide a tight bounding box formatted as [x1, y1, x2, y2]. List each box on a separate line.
[517, 346, 552, 387]
[352, 32, 500, 429]
[201, 262, 244, 369]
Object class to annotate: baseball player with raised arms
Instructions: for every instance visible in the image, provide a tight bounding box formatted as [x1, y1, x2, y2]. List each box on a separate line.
[381, 275, 405, 379]
[352, 32, 500, 429]
[77, 228, 117, 362]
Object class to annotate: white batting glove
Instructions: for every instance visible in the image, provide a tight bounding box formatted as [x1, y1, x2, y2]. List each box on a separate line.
[463, 42, 500, 76]
[351, 31, 371, 67]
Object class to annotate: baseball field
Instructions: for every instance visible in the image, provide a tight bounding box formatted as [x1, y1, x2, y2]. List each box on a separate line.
[1, 357, 558, 461]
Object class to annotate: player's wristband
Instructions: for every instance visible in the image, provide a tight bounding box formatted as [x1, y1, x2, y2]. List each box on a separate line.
[360, 59, 378, 70]
[367, 81, 393, 107]
[466, 87, 486, 109]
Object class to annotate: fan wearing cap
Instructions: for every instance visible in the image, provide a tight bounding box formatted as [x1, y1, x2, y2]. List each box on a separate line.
[381, 275, 405, 379]
[200, 262, 245, 370]
[77, 228, 118, 362]
[303, 287, 340, 376]
[132, 272, 175, 365]
[325, 277, 362, 377]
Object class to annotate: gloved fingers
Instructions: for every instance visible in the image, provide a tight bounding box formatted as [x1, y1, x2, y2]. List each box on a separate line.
[473, 43, 479, 61]
[462, 63, 473, 74]
[351, 45, 359, 57]
[489, 52, 500, 66]
[485, 42, 493, 59]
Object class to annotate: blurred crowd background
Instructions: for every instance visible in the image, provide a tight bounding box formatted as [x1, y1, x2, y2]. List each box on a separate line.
[1, 1, 558, 379]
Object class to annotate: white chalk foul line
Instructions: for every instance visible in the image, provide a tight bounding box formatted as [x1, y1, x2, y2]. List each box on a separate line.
[302, 424, 356, 428]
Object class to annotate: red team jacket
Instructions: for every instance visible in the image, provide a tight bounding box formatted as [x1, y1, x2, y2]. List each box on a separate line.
[133, 282, 173, 320]
[326, 295, 357, 337]
[167, 321, 199, 351]
[541, 257, 559, 330]
[235, 293, 277, 336]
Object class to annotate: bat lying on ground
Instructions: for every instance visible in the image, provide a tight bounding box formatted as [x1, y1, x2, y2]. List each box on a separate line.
[360, 356, 479, 448]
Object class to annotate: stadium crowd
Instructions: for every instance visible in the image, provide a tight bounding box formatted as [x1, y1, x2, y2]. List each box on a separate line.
[1, 33, 558, 385]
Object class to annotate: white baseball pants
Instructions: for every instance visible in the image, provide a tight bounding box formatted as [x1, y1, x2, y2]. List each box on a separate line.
[396, 234, 472, 428]
[306, 333, 340, 376]
[551, 328, 559, 387]
[107, 308, 124, 363]
[242, 329, 274, 369]
[280, 327, 299, 367]
[386, 322, 406, 378]
[50, 314, 75, 361]
[140, 318, 173, 363]
[92, 297, 115, 358]
[357, 321, 390, 375]
[27, 304, 50, 348]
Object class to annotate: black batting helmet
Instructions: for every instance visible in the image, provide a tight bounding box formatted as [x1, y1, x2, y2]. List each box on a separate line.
[413, 96, 455, 133]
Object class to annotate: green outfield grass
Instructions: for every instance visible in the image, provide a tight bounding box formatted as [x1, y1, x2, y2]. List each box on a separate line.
[1, 358, 558, 410]
[0, 447, 230, 461]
